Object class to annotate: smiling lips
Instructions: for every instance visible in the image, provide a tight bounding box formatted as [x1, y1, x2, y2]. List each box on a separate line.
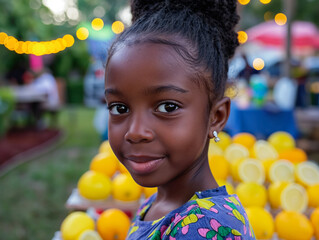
[125, 155, 165, 174]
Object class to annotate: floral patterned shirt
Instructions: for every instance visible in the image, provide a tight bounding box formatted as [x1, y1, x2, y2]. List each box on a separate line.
[126, 186, 256, 240]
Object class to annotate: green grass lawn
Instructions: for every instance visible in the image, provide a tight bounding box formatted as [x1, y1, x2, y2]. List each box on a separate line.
[0, 106, 102, 240]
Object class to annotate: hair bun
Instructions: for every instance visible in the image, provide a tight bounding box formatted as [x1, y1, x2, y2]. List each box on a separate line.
[131, 0, 166, 22]
[167, 0, 238, 34]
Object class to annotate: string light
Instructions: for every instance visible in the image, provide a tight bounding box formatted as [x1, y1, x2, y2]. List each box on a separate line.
[253, 58, 265, 71]
[260, 0, 271, 4]
[76, 27, 89, 40]
[275, 13, 287, 25]
[238, 0, 250, 5]
[91, 18, 104, 31]
[0, 32, 75, 56]
[237, 31, 248, 44]
[112, 21, 125, 34]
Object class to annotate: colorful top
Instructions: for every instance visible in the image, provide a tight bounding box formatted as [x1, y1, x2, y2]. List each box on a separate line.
[126, 186, 256, 240]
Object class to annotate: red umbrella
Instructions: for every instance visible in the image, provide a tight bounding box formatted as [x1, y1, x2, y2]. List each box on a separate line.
[246, 20, 319, 51]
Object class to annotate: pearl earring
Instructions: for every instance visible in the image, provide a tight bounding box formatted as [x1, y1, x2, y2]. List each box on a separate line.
[213, 131, 220, 142]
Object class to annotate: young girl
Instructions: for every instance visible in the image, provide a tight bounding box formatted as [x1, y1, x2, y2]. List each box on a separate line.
[105, 0, 256, 239]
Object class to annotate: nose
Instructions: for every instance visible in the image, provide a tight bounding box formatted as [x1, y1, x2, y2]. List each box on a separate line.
[124, 112, 154, 144]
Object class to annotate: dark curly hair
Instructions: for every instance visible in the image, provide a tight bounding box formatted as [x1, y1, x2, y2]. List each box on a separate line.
[106, 0, 239, 105]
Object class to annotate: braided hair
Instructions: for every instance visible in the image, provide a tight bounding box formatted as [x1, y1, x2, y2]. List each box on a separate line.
[106, 0, 239, 106]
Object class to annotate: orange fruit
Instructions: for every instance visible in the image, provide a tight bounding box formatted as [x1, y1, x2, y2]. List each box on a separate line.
[275, 211, 314, 240]
[232, 132, 256, 149]
[307, 184, 319, 208]
[246, 207, 274, 239]
[208, 155, 229, 180]
[262, 158, 277, 182]
[99, 140, 112, 153]
[310, 208, 319, 240]
[97, 208, 131, 240]
[112, 173, 142, 201]
[295, 161, 319, 187]
[279, 148, 307, 164]
[268, 131, 295, 153]
[61, 212, 95, 240]
[118, 162, 130, 174]
[90, 152, 119, 177]
[78, 171, 112, 200]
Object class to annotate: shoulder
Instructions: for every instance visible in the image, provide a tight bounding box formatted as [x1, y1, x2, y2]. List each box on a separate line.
[162, 195, 255, 239]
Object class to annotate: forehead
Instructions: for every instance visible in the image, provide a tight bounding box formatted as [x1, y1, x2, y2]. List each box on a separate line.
[105, 43, 197, 90]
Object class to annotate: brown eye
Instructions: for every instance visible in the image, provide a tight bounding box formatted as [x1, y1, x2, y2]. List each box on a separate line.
[157, 102, 179, 113]
[109, 104, 129, 115]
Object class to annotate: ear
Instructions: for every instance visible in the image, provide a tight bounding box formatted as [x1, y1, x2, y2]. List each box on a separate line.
[208, 97, 231, 138]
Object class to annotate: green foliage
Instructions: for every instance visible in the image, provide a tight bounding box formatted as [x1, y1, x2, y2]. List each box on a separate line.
[0, 88, 16, 136]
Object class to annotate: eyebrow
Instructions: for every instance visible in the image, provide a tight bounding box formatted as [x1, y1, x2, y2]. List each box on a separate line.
[145, 85, 189, 95]
[105, 84, 188, 97]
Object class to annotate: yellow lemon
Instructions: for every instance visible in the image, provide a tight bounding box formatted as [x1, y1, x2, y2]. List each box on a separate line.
[90, 152, 119, 178]
[212, 131, 232, 150]
[216, 179, 235, 194]
[77, 230, 102, 240]
[143, 187, 157, 198]
[246, 207, 274, 240]
[78, 170, 112, 200]
[269, 159, 295, 183]
[99, 140, 112, 153]
[112, 173, 142, 201]
[118, 162, 130, 174]
[61, 212, 95, 240]
[208, 155, 229, 180]
[232, 132, 256, 149]
[230, 158, 245, 182]
[275, 211, 314, 240]
[238, 158, 265, 184]
[225, 143, 249, 163]
[262, 158, 277, 182]
[307, 184, 319, 208]
[208, 142, 224, 157]
[268, 131, 296, 153]
[281, 183, 308, 213]
[236, 182, 267, 207]
[310, 208, 319, 240]
[295, 161, 319, 187]
[268, 181, 289, 209]
[252, 140, 278, 160]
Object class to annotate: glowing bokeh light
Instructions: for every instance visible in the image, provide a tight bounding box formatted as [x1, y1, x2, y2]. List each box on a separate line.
[76, 27, 89, 40]
[0, 32, 8, 44]
[260, 0, 271, 4]
[238, 0, 250, 5]
[253, 58, 265, 71]
[112, 21, 125, 34]
[275, 13, 287, 25]
[5, 36, 18, 51]
[237, 31, 248, 44]
[91, 18, 104, 31]
[63, 34, 75, 47]
[264, 11, 273, 21]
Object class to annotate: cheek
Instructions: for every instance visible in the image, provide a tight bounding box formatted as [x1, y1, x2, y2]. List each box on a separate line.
[108, 124, 125, 157]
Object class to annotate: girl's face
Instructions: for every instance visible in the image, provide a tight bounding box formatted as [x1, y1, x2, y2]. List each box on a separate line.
[105, 42, 213, 187]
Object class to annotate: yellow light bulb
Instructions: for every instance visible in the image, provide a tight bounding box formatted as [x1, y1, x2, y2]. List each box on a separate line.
[112, 21, 125, 34]
[260, 0, 271, 4]
[5, 36, 18, 51]
[0, 32, 8, 44]
[253, 58, 265, 71]
[237, 31, 248, 44]
[275, 13, 287, 25]
[63, 34, 75, 47]
[76, 27, 89, 40]
[15, 41, 24, 54]
[238, 0, 250, 5]
[92, 18, 104, 31]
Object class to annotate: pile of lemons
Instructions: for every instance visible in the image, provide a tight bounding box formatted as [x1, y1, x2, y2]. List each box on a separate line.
[209, 131, 319, 240]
